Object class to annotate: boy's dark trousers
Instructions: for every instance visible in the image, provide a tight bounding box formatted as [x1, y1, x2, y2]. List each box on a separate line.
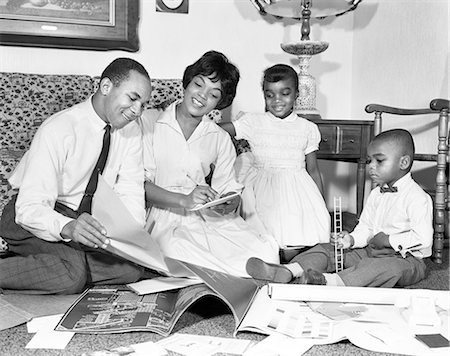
[0, 194, 147, 294]
[290, 243, 426, 287]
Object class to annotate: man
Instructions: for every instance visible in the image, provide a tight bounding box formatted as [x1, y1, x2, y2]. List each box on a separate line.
[0, 58, 153, 294]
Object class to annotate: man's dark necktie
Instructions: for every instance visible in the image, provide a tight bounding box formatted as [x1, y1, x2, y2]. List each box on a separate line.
[379, 186, 398, 193]
[78, 124, 111, 214]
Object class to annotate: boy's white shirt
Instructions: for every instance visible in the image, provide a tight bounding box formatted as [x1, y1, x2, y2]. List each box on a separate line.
[350, 173, 433, 258]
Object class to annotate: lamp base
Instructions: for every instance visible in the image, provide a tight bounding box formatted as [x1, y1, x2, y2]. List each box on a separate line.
[281, 42, 328, 120]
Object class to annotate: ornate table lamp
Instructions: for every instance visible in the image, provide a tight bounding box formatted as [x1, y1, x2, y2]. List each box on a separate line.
[251, 0, 363, 119]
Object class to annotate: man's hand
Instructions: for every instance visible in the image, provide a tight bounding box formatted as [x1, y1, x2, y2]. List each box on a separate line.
[61, 213, 110, 249]
[211, 192, 240, 215]
[331, 231, 354, 249]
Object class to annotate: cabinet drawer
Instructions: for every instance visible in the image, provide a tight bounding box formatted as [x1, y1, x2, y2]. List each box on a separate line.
[318, 125, 362, 155]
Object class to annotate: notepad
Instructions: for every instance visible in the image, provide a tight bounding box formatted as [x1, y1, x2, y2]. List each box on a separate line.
[189, 192, 241, 211]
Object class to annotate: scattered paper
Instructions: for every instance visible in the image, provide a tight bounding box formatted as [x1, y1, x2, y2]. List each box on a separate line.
[156, 333, 255, 356]
[310, 302, 367, 321]
[0, 293, 77, 331]
[25, 313, 74, 350]
[243, 333, 314, 356]
[27, 314, 63, 333]
[0, 298, 33, 331]
[25, 329, 74, 349]
[81, 341, 167, 356]
[127, 276, 202, 295]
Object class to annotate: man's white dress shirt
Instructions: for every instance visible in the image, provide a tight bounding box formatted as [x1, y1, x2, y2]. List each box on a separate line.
[9, 97, 145, 242]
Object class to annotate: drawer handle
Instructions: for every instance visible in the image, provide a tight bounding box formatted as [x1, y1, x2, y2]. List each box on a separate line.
[336, 127, 342, 153]
[323, 138, 328, 142]
[349, 139, 355, 143]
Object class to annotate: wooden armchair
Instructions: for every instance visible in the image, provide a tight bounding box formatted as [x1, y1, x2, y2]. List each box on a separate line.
[365, 99, 449, 264]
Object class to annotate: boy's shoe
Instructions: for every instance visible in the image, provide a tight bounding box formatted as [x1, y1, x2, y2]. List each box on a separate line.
[246, 257, 293, 283]
[292, 269, 327, 285]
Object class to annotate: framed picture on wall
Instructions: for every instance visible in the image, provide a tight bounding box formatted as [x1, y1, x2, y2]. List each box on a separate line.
[0, 0, 140, 52]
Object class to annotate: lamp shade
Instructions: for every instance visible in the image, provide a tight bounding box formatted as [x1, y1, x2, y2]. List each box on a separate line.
[251, 0, 362, 20]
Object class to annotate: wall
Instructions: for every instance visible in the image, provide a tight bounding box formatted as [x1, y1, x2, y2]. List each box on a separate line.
[0, 0, 448, 212]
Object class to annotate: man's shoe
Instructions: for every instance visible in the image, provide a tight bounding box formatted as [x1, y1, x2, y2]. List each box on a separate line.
[246, 257, 293, 283]
[292, 269, 326, 285]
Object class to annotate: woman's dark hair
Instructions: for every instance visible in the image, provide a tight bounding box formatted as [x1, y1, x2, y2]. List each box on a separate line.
[182, 51, 240, 110]
[262, 64, 298, 92]
[101, 57, 150, 86]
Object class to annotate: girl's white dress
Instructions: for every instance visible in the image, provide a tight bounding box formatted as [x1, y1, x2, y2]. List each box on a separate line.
[138, 103, 279, 277]
[233, 111, 331, 248]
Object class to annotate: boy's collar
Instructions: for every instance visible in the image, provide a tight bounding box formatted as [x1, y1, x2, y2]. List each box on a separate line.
[379, 172, 412, 193]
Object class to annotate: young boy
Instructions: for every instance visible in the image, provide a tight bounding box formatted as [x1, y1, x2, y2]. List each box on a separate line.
[246, 129, 433, 287]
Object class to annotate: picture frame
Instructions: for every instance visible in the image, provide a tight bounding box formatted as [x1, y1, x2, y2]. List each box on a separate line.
[0, 0, 140, 52]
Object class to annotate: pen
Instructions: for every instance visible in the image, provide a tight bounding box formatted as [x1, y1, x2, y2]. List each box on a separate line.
[186, 174, 218, 195]
[186, 173, 201, 186]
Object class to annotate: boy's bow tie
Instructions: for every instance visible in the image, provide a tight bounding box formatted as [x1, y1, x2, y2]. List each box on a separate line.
[380, 186, 398, 193]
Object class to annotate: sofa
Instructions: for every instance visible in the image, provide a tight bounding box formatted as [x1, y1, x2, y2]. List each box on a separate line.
[0, 71, 233, 252]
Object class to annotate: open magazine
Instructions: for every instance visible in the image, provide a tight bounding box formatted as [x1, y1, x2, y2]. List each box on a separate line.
[54, 260, 314, 338]
[55, 283, 216, 337]
[178, 260, 335, 339]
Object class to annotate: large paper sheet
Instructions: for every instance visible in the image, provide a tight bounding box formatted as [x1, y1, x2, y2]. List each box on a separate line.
[268, 284, 450, 306]
[92, 175, 193, 277]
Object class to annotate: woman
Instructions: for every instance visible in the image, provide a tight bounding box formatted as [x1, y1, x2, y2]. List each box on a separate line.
[138, 51, 279, 277]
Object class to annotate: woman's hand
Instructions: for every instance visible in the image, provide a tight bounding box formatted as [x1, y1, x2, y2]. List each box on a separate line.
[185, 185, 218, 209]
[210, 192, 240, 215]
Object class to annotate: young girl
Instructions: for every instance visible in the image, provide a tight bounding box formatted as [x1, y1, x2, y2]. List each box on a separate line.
[138, 51, 279, 277]
[219, 64, 330, 254]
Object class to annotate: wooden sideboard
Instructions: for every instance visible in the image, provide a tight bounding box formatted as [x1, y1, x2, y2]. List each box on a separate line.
[309, 118, 375, 217]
